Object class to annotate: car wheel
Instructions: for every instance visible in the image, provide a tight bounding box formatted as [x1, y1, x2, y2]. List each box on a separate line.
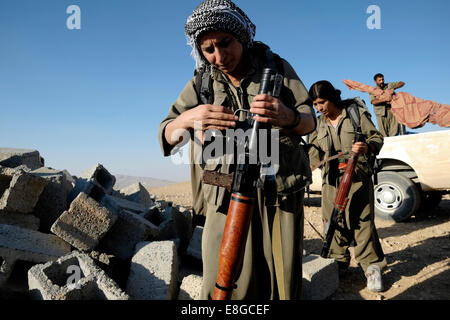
[374, 171, 421, 222]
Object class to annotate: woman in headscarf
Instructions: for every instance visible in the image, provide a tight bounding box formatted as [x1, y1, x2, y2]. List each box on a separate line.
[158, 0, 316, 299]
[308, 80, 387, 292]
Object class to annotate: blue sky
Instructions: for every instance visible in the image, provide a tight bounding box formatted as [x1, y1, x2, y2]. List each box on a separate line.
[1, 0, 449, 182]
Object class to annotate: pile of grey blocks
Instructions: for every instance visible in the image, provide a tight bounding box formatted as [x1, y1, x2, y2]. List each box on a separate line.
[0, 148, 201, 300]
[0, 148, 339, 300]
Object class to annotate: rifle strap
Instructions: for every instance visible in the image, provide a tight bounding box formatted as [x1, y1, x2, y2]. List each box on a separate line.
[272, 207, 286, 300]
[346, 103, 361, 131]
[310, 152, 351, 172]
[305, 216, 324, 240]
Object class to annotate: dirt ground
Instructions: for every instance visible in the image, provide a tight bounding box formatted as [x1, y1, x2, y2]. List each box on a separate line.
[148, 182, 450, 300]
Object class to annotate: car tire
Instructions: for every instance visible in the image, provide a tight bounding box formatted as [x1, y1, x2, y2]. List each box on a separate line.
[374, 171, 421, 222]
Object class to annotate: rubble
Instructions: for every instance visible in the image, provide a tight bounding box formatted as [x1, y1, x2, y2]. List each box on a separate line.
[0, 224, 71, 286]
[97, 209, 159, 260]
[28, 251, 129, 300]
[0, 148, 339, 300]
[50, 192, 118, 251]
[301, 254, 339, 300]
[178, 274, 202, 300]
[68, 163, 115, 203]
[31, 167, 74, 233]
[126, 241, 178, 300]
[0, 149, 203, 300]
[0, 211, 40, 230]
[0, 166, 47, 213]
[0, 148, 44, 171]
[117, 182, 154, 208]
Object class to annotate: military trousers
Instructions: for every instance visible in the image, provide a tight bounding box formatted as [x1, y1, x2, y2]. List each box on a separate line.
[321, 178, 387, 273]
[375, 107, 400, 137]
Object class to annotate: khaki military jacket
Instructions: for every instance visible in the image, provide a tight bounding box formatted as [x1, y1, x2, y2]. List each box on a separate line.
[370, 82, 400, 116]
[308, 107, 383, 185]
[158, 48, 315, 212]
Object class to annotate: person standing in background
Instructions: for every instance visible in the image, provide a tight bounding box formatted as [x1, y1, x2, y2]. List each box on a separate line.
[370, 73, 405, 137]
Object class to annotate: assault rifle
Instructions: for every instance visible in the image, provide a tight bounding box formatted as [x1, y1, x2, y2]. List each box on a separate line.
[201, 67, 283, 300]
[320, 126, 366, 258]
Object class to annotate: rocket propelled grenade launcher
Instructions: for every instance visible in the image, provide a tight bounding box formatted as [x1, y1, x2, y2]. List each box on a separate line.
[211, 67, 282, 300]
[320, 127, 366, 259]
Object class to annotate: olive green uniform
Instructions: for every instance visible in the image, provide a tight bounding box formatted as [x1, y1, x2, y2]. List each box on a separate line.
[158, 48, 315, 299]
[370, 82, 401, 137]
[308, 107, 387, 273]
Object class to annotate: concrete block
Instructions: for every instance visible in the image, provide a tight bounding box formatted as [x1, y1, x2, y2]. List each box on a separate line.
[68, 164, 116, 203]
[28, 251, 129, 300]
[0, 224, 71, 286]
[178, 274, 203, 300]
[301, 254, 339, 300]
[126, 241, 178, 300]
[186, 226, 203, 261]
[61, 169, 77, 187]
[50, 192, 118, 251]
[146, 206, 193, 252]
[88, 251, 125, 284]
[102, 194, 147, 215]
[0, 148, 44, 170]
[69, 180, 105, 204]
[79, 164, 116, 192]
[178, 256, 203, 283]
[173, 206, 193, 248]
[139, 204, 160, 221]
[0, 166, 48, 213]
[119, 182, 154, 208]
[0, 211, 40, 230]
[31, 167, 74, 232]
[146, 206, 176, 241]
[98, 209, 159, 260]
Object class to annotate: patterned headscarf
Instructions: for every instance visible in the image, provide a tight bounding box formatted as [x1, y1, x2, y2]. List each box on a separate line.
[185, 0, 256, 69]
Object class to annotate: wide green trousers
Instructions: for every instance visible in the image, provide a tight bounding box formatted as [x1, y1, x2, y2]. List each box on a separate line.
[321, 178, 387, 272]
[375, 107, 400, 137]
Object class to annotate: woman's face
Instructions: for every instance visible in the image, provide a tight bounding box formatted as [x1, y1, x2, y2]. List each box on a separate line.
[199, 31, 244, 77]
[312, 98, 338, 118]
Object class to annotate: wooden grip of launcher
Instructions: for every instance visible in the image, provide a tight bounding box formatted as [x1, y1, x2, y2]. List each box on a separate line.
[333, 154, 358, 211]
[212, 193, 255, 300]
[321, 152, 359, 258]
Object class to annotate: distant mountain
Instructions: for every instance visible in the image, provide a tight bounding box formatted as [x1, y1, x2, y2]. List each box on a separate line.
[113, 174, 176, 190]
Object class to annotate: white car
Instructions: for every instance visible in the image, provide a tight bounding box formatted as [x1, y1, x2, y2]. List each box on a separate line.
[308, 130, 450, 222]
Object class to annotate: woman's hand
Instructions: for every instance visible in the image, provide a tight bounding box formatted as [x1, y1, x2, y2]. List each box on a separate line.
[352, 141, 368, 156]
[250, 94, 297, 128]
[167, 104, 238, 145]
[179, 104, 238, 131]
